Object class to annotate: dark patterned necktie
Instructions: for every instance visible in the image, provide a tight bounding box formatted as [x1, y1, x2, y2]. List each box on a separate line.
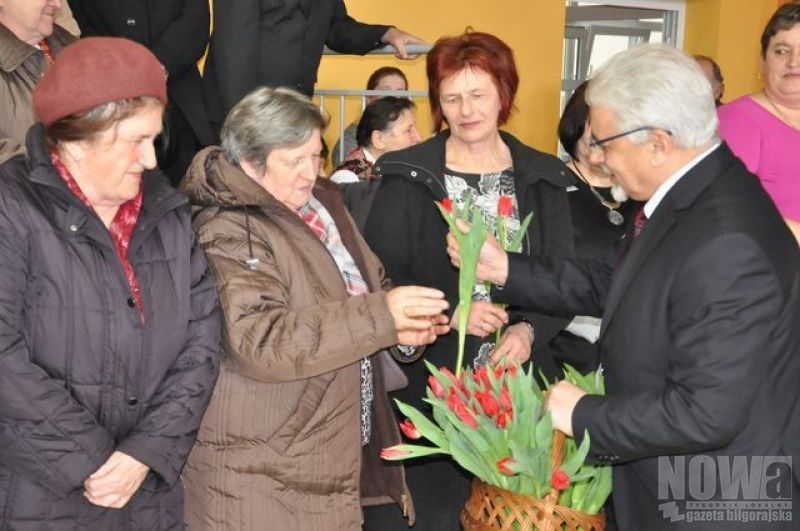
[633, 207, 647, 238]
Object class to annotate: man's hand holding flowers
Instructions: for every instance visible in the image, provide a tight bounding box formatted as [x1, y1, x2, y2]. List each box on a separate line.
[446, 219, 510, 287]
[544, 381, 587, 437]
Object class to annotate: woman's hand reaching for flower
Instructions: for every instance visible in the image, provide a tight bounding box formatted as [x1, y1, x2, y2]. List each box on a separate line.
[387, 286, 449, 345]
[450, 301, 508, 338]
[490, 322, 533, 365]
[397, 313, 450, 345]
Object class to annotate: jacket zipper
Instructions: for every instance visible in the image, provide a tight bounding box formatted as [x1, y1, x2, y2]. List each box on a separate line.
[380, 160, 533, 253]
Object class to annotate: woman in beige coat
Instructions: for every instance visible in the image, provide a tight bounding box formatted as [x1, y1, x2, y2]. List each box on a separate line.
[180, 87, 449, 530]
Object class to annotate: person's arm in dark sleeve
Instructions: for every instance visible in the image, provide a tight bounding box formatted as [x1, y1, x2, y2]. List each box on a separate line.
[115, 230, 221, 487]
[325, 0, 390, 54]
[208, 0, 260, 113]
[506, 184, 577, 348]
[149, 0, 210, 79]
[66, 0, 104, 36]
[494, 251, 613, 319]
[572, 234, 777, 463]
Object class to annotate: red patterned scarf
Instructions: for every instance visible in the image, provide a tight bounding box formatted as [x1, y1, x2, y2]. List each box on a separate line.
[51, 152, 144, 321]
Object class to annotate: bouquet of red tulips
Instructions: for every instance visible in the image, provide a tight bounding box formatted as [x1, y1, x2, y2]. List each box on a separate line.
[382, 361, 612, 514]
[434, 193, 533, 375]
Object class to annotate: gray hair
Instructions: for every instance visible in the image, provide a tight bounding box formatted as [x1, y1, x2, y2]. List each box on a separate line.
[586, 44, 718, 149]
[221, 86, 326, 172]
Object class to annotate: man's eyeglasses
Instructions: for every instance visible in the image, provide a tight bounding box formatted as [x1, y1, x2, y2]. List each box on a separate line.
[589, 126, 673, 151]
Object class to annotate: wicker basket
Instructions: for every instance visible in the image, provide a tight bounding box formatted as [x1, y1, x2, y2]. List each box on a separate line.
[460, 431, 606, 531]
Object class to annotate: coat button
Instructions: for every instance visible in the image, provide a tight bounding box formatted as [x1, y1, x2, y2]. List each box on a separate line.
[126, 18, 136, 26]
[410, 170, 418, 177]
[69, 224, 78, 232]
[127, 396, 138, 406]
[127, 297, 136, 308]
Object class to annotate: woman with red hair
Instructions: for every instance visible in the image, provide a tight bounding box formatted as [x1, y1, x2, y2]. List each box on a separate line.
[363, 31, 574, 530]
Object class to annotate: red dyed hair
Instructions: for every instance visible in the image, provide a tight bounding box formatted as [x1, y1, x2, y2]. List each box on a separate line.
[426, 32, 519, 132]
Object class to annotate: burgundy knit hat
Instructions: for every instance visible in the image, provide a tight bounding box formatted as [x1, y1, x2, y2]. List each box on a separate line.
[33, 37, 168, 126]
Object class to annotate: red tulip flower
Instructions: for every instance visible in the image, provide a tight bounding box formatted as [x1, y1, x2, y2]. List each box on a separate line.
[442, 368, 469, 399]
[500, 384, 513, 415]
[447, 391, 478, 428]
[439, 197, 453, 214]
[551, 469, 571, 491]
[428, 375, 446, 399]
[495, 410, 511, 429]
[497, 457, 518, 476]
[493, 364, 518, 379]
[497, 195, 514, 217]
[475, 389, 500, 418]
[473, 365, 491, 390]
[399, 419, 421, 440]
[440, 366, 460, 387]
[381, 446, 410, 460]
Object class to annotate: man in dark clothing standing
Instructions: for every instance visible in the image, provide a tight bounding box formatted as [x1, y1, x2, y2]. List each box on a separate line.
[203, 0, 422, 133]
[450, 44, 800, 529]
[68, 0, 215, 184]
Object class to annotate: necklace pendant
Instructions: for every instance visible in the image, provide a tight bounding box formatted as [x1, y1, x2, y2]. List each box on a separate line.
[607, 209, 624, 226]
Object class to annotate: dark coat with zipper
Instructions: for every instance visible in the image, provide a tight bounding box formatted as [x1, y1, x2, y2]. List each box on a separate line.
[361, 130, 575, 531]
[0, 125, 221, 530]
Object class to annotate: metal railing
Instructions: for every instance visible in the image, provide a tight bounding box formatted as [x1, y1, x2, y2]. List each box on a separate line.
[322, 43, 432, 56]
[316, 44, 432, 164]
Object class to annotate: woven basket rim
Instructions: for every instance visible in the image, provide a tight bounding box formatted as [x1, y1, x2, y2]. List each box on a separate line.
[460, 430, 607, 531]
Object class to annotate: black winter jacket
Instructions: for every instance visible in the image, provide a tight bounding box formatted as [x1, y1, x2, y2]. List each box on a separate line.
[364, 130, 575, 404]
[0, 125, 221, 529]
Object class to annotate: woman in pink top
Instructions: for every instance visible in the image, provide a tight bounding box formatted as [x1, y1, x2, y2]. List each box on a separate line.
[718, 2, 800, 244]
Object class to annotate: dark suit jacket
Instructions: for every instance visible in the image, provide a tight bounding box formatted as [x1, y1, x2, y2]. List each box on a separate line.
[68, 0, 214, 145]
[203, 0, 389, 129]
[497, 144, 800, 529]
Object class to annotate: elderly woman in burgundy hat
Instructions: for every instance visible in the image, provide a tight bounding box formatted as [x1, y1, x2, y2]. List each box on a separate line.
[0, 37, 220, 529]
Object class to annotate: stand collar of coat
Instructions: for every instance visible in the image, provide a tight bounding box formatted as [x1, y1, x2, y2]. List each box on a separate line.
[180, 145, 344, 215]
[23, 122, 185, 223]
[373, 129, 573, 200]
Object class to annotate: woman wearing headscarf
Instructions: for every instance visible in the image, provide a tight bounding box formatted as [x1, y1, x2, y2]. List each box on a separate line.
[0, 37, 221, 529]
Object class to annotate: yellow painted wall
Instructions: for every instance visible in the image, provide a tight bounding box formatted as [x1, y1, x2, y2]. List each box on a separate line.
[684, 0, 782, 102]
[316, 0, 567, 156]
[311, 0, 785, 159]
